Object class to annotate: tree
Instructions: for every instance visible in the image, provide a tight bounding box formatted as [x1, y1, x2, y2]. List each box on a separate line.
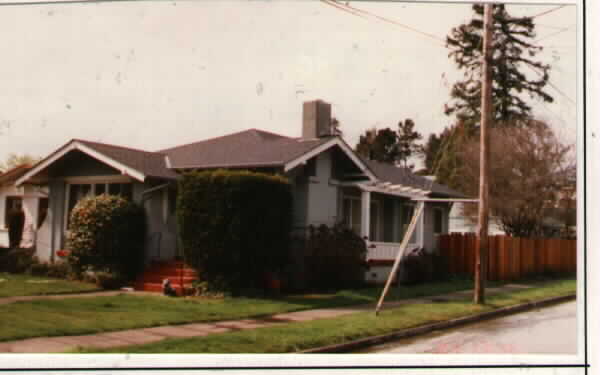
[355, 127, 398, 164]
[445, 4, 553, 126]
[355, 119, 422, 168]
[420, 120, 476, 188]
[396, 119, 422, 169]
[456, 119, 574, 237]
[0, 153, 40, 173]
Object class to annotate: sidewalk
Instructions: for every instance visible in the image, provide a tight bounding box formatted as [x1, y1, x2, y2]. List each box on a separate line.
[0, 283, 535, 353]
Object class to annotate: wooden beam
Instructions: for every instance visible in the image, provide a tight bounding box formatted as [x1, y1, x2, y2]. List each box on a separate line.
[375, 201, 425, 315]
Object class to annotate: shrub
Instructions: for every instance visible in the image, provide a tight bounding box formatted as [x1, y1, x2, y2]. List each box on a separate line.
[398, 248, 449, 285]
[177, 170, 293, 293]
[93, 271, 125, 290]
[304, 224, 368, 290]
[66, 194, 145, 280]
[0, 247, 36, 273]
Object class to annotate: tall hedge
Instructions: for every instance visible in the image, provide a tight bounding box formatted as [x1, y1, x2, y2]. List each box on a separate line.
[66, 194, 146, 280]
[177, 170, 293, 292]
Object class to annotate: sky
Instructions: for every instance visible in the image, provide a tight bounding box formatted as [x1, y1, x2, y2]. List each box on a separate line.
[0, 0, 578, 166]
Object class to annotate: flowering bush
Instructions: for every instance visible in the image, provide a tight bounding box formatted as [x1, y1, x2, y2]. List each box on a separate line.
[66, 194, 145, 281]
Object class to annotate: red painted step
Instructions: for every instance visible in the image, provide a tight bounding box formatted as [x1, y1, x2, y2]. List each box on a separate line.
[135, 260, 199, 296]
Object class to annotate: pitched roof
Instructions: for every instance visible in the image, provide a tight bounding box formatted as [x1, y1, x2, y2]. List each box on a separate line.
[160, 129, 332, 169]
[363, 159, 467, 198]
[0, 164, 32, 185]
[75, 140, 178, 180]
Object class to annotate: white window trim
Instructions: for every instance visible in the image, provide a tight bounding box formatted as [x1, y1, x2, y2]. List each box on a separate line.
[341, 193, 382, 241]
[63, 179, 134, 232]
[341, 194, 361, 235]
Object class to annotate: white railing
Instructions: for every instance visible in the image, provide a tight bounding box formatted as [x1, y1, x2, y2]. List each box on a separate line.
[367, 241, 419, 261]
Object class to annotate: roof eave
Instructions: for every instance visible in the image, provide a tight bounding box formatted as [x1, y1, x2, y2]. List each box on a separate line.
[15, 140, 147, 186]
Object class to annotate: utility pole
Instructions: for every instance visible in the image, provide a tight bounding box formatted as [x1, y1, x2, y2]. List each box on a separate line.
[475, 3, 493, 304]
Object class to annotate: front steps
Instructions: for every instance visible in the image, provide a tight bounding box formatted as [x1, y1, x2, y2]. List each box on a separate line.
[134, 260, 198, 296]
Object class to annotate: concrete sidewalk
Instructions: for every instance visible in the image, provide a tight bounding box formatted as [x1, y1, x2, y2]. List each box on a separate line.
[0, 283, 535, 353]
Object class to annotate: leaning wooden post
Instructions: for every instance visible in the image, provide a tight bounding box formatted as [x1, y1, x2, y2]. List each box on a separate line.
[375, 201, 424, 315]
[475, 3, 494, 304]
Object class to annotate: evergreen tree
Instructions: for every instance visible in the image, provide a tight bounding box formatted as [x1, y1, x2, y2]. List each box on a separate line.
[355, 127, 398, 164]
[355, 119, 422, 168]
[445, 4, 553, 126]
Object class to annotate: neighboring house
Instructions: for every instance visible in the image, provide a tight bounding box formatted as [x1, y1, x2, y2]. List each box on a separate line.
[0, 165, 49, 249]
[449, 203, 505, 235]
[16, 100, 464, 283]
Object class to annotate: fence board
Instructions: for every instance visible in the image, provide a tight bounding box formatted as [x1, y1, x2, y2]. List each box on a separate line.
[438, 233, 576, 282]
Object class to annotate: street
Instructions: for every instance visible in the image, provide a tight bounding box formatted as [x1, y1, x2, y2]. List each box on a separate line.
[360, 301, 577, 354]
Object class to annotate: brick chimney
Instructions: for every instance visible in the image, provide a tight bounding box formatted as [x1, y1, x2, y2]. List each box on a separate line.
[302, 100, 332, 139]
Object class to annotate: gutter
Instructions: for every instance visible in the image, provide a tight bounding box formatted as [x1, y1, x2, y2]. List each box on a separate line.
[300, 294, 576, 353]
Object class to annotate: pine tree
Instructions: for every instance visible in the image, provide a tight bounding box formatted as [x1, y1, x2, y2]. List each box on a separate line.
[445, 4, 553, 126]
[355, 120, 422, 168]
[396, 119, 422, 169]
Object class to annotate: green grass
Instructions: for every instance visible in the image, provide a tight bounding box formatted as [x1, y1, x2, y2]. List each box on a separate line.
[0, 273, 99, 298]
[0, 278, 477, 342]
[74, 278, 576, 353]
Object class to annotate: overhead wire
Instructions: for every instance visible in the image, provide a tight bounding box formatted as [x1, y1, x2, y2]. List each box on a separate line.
[323, 0, 446, 47]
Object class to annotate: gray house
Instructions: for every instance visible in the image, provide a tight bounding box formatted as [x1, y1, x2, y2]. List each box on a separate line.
[16, 100, 463, 283]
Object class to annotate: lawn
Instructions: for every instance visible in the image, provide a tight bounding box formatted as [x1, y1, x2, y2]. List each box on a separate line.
[0, 273, 99, 298]
[75, 278, 576, 353]
[0, 278, 478, 342]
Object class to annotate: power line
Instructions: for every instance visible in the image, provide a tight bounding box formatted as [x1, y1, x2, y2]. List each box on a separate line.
[531, 5, 568, 19]
[320, 0, 369, 21]
[535, 26, 574, 44]
[323, 0, 445, 46]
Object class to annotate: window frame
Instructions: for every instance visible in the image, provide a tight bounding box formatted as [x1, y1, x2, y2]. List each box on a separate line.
[63, 176, 133, 232]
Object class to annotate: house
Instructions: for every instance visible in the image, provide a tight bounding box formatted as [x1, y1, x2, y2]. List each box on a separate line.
[15, 100, 464, 284]
[0, 165, 48, 249]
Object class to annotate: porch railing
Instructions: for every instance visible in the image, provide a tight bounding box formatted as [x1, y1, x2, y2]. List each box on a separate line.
[367, 241, 419, 261]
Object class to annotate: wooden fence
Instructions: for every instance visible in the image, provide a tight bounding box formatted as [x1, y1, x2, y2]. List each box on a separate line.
[438, 233, 576, 281]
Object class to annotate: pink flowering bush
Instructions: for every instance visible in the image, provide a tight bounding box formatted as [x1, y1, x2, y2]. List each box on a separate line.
[66, 194, 145, 280]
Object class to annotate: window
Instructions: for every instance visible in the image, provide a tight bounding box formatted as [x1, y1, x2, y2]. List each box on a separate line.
[4, 197, 23, 228]
[37, 198, 49, 228]
[65, 182, 133, 228]
[342, 196, 361, 236]
[434, 208, 444, 234]
[341, 196, 379, 241]
[401, 204, 417, 244]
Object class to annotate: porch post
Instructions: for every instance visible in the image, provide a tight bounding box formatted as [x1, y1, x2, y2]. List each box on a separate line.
[361, 190, 371, 241]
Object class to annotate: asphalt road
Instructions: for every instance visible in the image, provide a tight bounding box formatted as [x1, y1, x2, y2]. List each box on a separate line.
[360, 300, 577, 354]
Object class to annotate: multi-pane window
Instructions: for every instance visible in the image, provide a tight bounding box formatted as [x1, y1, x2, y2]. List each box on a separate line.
[66, 182, 133, 227]
[341, 196, 379, 241]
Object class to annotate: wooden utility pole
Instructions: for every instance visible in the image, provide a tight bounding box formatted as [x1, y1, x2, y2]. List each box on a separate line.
[474, 3, 494, 304]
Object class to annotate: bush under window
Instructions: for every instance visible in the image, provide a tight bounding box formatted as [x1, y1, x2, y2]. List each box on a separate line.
[66, 194, 145, 280]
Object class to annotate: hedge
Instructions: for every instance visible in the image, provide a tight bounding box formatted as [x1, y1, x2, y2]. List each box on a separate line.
[66, 194, 146, 280]
[305, 224, 368, 290]
[177, 170, 293, 293]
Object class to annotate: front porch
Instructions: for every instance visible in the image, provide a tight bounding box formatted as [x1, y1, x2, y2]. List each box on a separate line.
[339, 183, 450, 284]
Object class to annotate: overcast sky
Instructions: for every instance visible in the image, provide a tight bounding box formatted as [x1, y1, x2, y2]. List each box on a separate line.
[0, 1, 577, 165]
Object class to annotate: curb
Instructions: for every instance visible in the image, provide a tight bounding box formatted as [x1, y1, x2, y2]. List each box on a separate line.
[300, 294, 576, 353]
